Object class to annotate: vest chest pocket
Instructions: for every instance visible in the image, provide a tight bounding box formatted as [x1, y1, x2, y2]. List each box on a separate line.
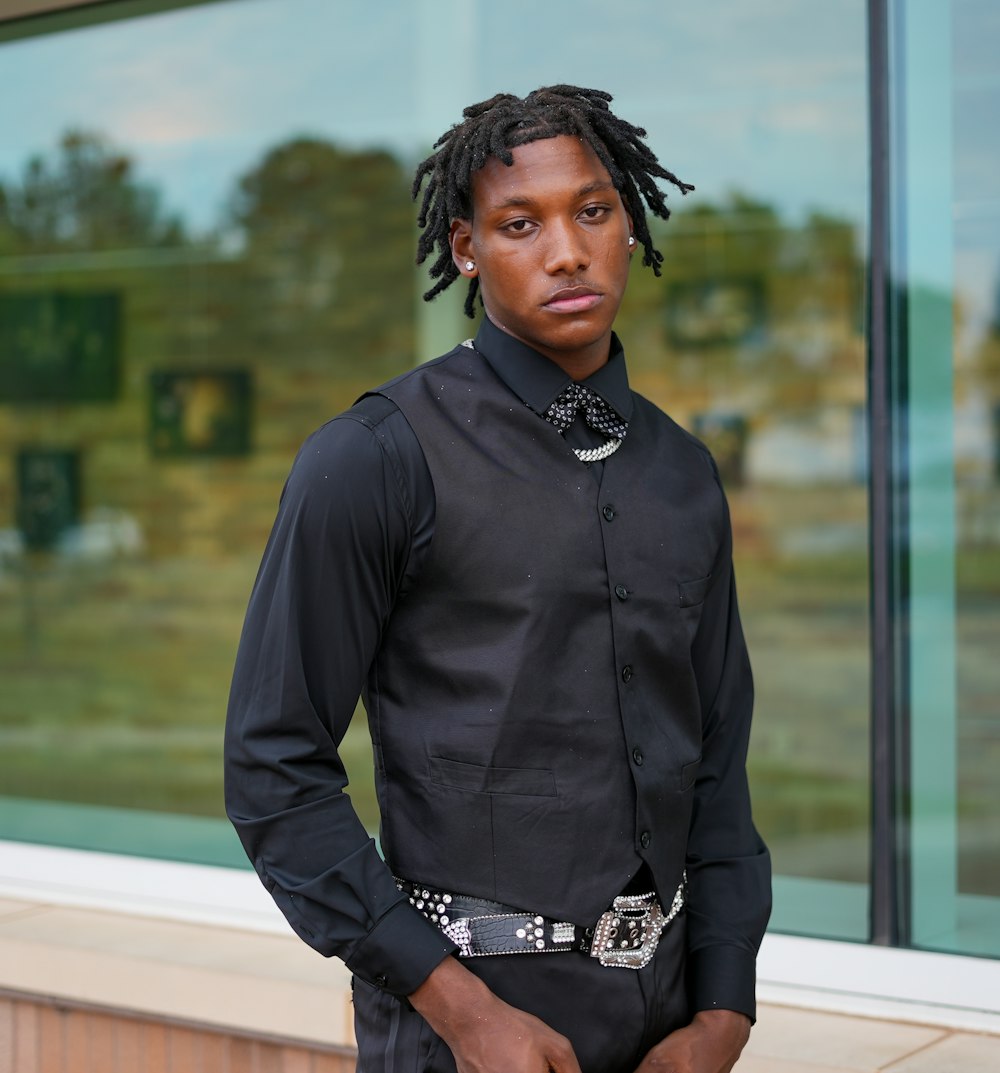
[677, 573, 713, 608]
[429, 755, 557, 797]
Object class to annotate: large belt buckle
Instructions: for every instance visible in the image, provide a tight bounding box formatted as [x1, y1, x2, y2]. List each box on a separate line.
[589, 893, 665, 970]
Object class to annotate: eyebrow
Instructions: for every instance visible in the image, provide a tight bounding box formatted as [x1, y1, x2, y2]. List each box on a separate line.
[488, 179, 616, 212]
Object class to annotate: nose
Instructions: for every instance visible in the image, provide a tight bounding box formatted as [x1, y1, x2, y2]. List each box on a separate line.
[543, 218, 590, 275]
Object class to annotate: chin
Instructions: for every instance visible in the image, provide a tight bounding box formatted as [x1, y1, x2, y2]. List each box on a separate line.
[544, 321, 612, 349]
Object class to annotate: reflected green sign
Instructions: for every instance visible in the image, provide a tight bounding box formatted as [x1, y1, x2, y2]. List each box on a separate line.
[0, 291, 120, 402]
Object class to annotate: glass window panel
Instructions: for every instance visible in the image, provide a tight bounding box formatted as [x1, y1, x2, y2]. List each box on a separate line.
[0, 0, 871, 941]
[891, 0, 1000, 958]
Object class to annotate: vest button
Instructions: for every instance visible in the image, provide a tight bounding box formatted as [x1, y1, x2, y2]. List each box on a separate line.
[621, 665, 633, 683]
[602, 504, 616, 521]
[640, 830, 651, 849]
[632, 747, 644, 766]
[374, 974, 388, 988]
[614, 584, 629, 601]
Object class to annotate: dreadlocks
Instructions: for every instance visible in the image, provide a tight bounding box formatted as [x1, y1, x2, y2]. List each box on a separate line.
[412, 84, 694, 318]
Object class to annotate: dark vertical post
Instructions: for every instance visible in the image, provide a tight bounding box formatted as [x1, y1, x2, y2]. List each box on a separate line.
[867, 0, 905, 947]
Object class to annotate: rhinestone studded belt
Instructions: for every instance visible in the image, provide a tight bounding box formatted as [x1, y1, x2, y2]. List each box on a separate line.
[395, 875, 685, 970]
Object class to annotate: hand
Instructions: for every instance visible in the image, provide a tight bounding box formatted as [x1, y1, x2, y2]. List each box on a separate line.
[633, 1010, 751, 1073]
[409, 956, 582, 1073]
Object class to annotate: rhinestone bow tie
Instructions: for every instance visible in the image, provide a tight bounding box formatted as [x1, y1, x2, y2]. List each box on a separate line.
[543, 382, 628, 442]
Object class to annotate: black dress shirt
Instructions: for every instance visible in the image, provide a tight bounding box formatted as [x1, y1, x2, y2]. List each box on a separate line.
[225, 314, 769, 1016]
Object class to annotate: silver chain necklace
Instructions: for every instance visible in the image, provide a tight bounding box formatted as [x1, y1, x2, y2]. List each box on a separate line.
[573, 438, 622, 462]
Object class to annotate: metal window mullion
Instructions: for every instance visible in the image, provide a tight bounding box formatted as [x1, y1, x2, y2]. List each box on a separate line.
[867, 0, 904, 948]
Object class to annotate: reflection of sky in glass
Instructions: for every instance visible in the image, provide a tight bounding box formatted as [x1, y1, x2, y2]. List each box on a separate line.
[0, 0, 868, 236]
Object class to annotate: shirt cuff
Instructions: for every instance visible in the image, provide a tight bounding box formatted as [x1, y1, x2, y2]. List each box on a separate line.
[345, 900, 457, 996]
[687, 943, 758, 1023]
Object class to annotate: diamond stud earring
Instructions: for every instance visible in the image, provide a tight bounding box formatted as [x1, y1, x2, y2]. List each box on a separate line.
[465, 260, 475, 271]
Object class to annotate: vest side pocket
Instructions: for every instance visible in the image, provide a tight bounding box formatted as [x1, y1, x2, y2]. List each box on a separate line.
[429, 755, 557, 797]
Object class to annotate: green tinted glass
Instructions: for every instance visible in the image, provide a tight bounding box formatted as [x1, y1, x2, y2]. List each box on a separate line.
[890, 0, 1000, 958]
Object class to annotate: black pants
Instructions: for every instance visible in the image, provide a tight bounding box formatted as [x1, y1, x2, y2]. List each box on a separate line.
[354, 915, 689, 1073]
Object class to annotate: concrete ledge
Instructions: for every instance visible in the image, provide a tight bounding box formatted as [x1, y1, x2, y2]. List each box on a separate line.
[5, 841, 1000, 1036]
[2, 894, 1000, 1071]
[0, 896, 354, 1048]
[758, 934, 1000, 1036]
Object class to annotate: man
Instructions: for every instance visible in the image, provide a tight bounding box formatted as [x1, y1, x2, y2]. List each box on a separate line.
[225, 85, 771, 1073]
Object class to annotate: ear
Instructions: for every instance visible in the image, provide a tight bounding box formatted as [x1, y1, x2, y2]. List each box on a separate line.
[449, 219, 478, 277]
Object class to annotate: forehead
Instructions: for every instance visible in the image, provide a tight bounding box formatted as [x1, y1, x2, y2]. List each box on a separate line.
[469, 135, 615, 214]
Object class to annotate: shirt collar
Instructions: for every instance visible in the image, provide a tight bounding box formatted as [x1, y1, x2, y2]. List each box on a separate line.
[472, 314, 634, 423]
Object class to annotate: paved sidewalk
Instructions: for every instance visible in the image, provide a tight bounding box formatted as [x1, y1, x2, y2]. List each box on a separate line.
[738, 1004, 1000, 1072]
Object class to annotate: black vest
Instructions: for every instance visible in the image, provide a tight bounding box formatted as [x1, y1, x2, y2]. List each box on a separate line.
[364, 344, 726, 927]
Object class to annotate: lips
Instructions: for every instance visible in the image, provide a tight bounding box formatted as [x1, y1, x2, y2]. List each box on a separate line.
[543, 286, 603, 314]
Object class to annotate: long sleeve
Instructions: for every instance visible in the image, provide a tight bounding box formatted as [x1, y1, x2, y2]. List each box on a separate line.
[223, 397, 456, 995]
[684, 462, 772, 1021]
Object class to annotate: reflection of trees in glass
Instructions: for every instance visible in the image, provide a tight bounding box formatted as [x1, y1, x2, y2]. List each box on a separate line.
[0, 130, 418, 819]
[978, 269, 1000, 391]
[956, 265, 1000, 899]
[666, 195, 862, 373]
[0, 130, 185, 253]
[620, 191, 867, 478]
[227, 137, 414, 379]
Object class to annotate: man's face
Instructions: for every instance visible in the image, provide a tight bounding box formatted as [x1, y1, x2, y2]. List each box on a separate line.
[450, 135, 635, 375]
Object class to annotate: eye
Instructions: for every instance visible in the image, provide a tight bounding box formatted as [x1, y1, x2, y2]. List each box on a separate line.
[502, 218, 533, 233]
[580, 204, 610, 220]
